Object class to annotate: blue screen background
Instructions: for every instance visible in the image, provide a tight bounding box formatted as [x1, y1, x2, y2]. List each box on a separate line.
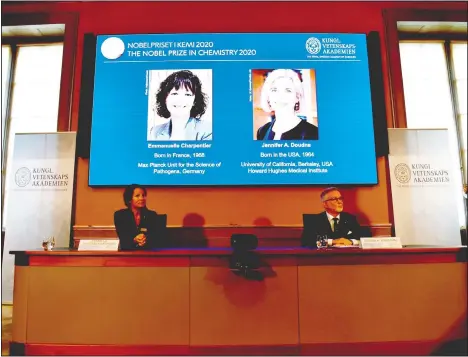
[89, 33, 377, 186]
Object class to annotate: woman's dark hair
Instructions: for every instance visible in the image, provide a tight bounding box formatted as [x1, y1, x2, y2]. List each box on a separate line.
[155, 70, 207, 119]
[123, 184, 147, 208]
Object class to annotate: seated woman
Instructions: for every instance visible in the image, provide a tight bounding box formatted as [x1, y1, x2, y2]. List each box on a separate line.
[114, 184, 165, 250]
[257, 69, 318, 141]
[149, 70, 212, 141]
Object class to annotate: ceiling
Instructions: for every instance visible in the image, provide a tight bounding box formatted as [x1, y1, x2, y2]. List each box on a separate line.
[398, 21, 467, 34]
[1, 24, 65, 38]
[1, 21, 466, 37]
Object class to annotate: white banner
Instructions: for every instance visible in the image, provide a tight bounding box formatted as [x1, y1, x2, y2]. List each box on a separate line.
[388, 129, 461, 246]
[1, 132, 76, 303]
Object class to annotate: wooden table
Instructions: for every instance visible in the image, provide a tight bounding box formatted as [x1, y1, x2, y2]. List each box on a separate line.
[9, 247, 467, 355]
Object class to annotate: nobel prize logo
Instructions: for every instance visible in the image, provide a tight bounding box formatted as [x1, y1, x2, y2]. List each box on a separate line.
[15, 167, 31, 187]
[394, 163, 411, 184]
[101, 37, 125, 60]
[305, 37, 322, 55]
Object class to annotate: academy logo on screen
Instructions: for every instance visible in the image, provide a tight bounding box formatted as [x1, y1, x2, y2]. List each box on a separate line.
[305, 36, 357, 60]
[305, 37, 321, 55]
[101, 37, 125, 60]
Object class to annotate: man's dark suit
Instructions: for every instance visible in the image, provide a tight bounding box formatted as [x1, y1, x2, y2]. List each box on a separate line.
[301, 211, 361, 248]
[114, 208, 167, 250]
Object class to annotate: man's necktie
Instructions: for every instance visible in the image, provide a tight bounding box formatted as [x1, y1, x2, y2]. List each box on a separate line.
[332, 218, 339, 233]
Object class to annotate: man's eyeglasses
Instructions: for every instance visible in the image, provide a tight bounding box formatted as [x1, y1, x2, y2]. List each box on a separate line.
[324, 197, 344, 203]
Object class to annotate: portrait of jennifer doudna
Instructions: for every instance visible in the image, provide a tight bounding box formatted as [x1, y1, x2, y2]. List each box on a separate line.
[252, 68, 318, 141]
[147, 69, 213, 141]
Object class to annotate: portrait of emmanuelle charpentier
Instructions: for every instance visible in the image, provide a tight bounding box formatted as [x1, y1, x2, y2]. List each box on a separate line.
[147, 69, 213, 141]
[252, 69, 318, 141]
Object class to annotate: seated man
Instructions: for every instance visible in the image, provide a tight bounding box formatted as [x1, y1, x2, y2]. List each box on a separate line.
[301, 187, 362, 248]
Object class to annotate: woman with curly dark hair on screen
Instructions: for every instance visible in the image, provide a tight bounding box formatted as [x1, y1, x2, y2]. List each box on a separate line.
[149, 70, 212, 141]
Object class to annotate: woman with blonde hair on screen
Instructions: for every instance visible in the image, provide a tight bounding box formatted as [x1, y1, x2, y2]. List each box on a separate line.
[257, 69, 318, 141]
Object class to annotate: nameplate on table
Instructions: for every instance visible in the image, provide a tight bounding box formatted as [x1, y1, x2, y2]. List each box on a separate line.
[360, 237, 403, 249]
[78, 239, 119, 251]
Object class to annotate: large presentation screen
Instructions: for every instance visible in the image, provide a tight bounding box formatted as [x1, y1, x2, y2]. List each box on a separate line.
[89, 33, 377, 186]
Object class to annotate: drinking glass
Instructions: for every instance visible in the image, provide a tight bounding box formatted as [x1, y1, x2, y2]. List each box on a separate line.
[316, 234, 329, 249]
[42, 236, 55, 251]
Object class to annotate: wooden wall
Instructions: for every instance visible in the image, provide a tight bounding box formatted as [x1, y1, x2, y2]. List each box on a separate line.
[2, 1, 466, 239]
